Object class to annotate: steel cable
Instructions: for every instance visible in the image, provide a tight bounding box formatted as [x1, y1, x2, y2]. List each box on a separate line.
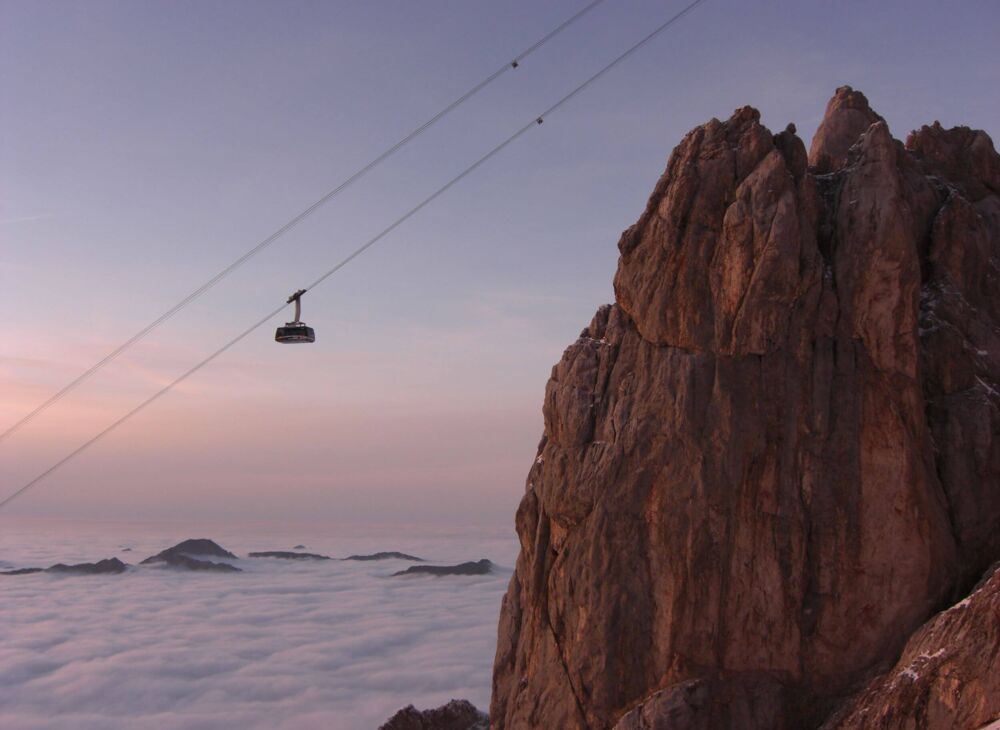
[0, 0, 709, 510]
[0, 0, 610, 444]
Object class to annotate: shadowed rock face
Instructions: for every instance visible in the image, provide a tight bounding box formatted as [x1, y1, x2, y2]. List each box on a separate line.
[378, 699, 488, 730]
[491, 88, 1000, 729]
[822, 563, 1000, 730]
[344, 552, 424, 562]
[612, 676, 790, 730]
[392, 560, 492, 577]
[247, 551, 330, 560]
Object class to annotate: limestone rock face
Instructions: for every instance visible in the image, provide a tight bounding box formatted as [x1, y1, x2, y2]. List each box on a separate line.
[491, 89, 1000, 729]
[823, 563, 1000, 730]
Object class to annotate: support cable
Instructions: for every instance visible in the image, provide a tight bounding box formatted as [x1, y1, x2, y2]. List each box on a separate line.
[0, 0, 709, 510]
[0, 0, 609, 444]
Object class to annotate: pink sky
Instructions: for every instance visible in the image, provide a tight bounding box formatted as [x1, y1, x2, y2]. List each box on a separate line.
[3, 0, 997, 524]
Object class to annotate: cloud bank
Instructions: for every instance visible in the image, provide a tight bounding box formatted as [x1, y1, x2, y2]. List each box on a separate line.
[0, 519, 517, 729]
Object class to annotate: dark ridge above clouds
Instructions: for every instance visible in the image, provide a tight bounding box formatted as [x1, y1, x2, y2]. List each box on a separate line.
[344, 552, 425, 562]
[141, 539, 241, 572]
[48, 558, 128, 575]
[2, 557, 128, 576]
[0, 538, 491, 577]
[147, 553, 241, 572]
[392, 560, 492, 577]
[140, 538, 236, 563]
[1, 535, 498, 587]
[248, 551, 331, 560]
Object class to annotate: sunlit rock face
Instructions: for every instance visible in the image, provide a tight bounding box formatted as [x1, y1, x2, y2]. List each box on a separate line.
[491, 87, 1000, 729]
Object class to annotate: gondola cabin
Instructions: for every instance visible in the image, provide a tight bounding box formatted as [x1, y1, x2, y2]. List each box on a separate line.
[275, 322, 315, 343]
[275, 289, 315, 344]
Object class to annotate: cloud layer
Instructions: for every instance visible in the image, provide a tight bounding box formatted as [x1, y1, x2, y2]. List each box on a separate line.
[0, 519, 517, 729]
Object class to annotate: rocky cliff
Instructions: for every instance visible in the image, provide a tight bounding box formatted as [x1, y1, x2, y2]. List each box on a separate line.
[490, 87, 1000, 729]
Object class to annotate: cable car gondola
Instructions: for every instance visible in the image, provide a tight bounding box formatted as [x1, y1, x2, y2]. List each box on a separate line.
[275, 289, 315, 343]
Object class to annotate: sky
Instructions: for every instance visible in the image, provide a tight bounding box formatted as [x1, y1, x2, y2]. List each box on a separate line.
[1, 0, 998, 525]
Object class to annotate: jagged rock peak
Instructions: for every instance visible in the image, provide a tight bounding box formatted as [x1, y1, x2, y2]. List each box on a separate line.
[491, 88, 1000, 730]
[906, 121, 1000, 200]
[613, 102, 819, 355]
[808, 84, 884, 173]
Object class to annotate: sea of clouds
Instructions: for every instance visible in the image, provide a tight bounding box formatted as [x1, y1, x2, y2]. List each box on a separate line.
[0, 517, 519, 729]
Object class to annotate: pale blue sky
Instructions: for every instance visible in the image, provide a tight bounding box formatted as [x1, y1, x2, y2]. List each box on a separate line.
[1, 0, 997, 524]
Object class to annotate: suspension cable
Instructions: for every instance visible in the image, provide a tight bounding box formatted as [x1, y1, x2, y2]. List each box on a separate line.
[0, 0, 609, 445]
[0, 0, 709, 510]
